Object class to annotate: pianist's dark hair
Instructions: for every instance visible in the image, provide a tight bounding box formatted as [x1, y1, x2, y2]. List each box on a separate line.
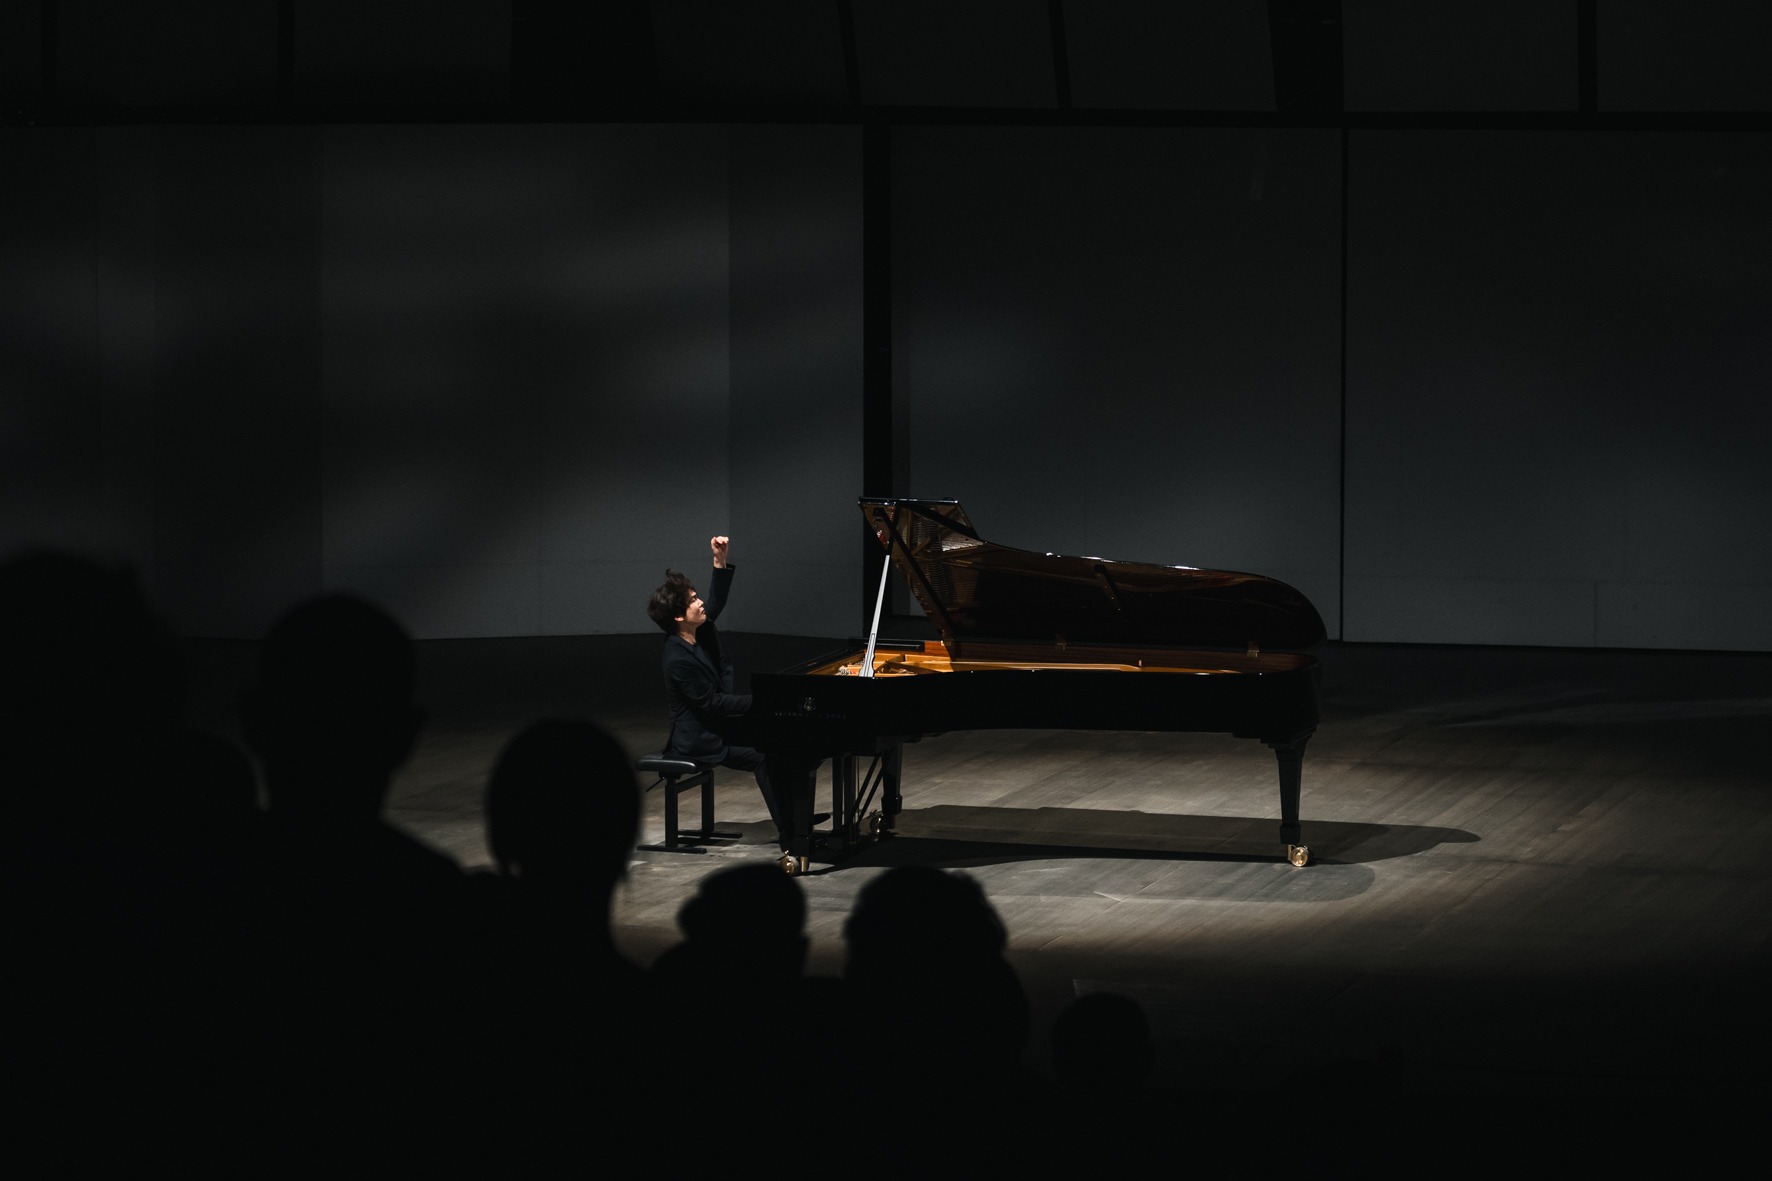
[646, 569, 694, 633]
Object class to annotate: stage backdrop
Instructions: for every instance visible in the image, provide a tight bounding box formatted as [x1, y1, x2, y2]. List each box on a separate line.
[1345, 130, 1772, 650]
[891, 125, 1346, 635]
[0, 123, 862, 640]
[5, 121, 1768, 650]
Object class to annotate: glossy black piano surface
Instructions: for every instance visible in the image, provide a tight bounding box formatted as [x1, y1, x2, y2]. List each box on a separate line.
[729, 498, 1326, 873]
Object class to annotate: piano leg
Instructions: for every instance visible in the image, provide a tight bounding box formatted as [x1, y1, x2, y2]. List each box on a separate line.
[829, 748, 901, 847]
[833, 755, 857, 844]
[1263, 732, 1313, 866]
[885, 742, 903, 830]
[768, 753, 821, 874]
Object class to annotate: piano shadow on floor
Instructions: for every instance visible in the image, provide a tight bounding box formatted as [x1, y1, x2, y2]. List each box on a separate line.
[789, 804, 1475, 880]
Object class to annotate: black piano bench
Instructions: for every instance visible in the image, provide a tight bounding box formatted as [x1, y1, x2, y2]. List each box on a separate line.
[634, 755, 740, 853]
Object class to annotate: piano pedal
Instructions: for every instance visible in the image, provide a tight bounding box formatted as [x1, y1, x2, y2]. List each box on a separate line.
[777, 853, 810, 877]
[1287, 844, 1311, 867]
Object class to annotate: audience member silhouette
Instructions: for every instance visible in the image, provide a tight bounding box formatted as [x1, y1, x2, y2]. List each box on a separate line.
[668, 863, 874, 1159]
[482, 717, 643, 940]
[0, 548, 181, 812]
[648, 862, 823, 1136]
[843, 865, 1027, 1063]
[1053, 990, 1154, 1096]
[649, 862, 817, 1053]
[239, 592, 472, 1144]
[1049, 990, 1165, 1166]
[840, 865, 1048, 1174]
[478, 718, 653, 1086]
[0, 548, 268, 1155]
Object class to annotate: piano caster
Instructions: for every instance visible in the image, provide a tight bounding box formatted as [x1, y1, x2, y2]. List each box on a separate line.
[865, 811, 887, 841]
[778, 853, 809, 876]
[1287, 844, 1310, 867]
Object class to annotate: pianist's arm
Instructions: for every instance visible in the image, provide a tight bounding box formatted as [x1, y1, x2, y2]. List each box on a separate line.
[704, 535, 734, 624]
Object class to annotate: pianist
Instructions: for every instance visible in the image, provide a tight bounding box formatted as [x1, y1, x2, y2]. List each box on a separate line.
[646, 536, 787, 846]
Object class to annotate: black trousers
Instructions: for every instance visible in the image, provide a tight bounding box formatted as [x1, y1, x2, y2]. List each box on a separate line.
[720, 745, 783, 843]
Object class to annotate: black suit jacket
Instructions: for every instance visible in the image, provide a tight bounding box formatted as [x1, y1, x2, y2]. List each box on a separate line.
[661, 564, 750, 763]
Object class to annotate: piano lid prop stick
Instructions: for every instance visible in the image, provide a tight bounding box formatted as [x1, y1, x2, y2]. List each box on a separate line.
[859, 546, 893, 678]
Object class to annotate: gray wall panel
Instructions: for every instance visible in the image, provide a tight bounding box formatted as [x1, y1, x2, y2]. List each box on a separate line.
[0, 127, 322, 639]
[320, 124, 731, 637]
[92, 131, 161, 577]
[729, 124, 863, 639]
[894, 126, 1343, 633]
[1346, 131, 1772, 649]
[150, 126, 323, 637]
[0, 131, 106, 560]
[1599, 582, 1772, 651]
[12, 113, 1767, 653]
[1344, 576, 1598, 647]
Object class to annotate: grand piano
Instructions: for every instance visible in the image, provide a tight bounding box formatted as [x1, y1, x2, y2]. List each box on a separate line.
[731, 498, 1325, 875]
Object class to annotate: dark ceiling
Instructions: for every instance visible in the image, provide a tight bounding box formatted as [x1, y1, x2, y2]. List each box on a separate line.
[3, 1, 1769, 126]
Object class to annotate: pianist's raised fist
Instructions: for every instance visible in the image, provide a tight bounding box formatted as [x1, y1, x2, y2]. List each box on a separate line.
[710, 535, 730, 567]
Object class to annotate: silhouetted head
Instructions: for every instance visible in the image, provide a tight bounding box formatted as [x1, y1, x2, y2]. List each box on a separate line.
[1052, 991, 1153, 1091]
[242, 594, 421, 814]
[677, 862, 808, 969]
[484, 718, 639, 891]
[645, 569, 695, 633]
[843, 865, 1008, 982]
[842, 866, 1027, 1069]
[0, 548, 179, 799]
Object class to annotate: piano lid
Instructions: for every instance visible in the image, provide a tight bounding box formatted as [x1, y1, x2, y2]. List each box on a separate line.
[861, 498, 1327, 654]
